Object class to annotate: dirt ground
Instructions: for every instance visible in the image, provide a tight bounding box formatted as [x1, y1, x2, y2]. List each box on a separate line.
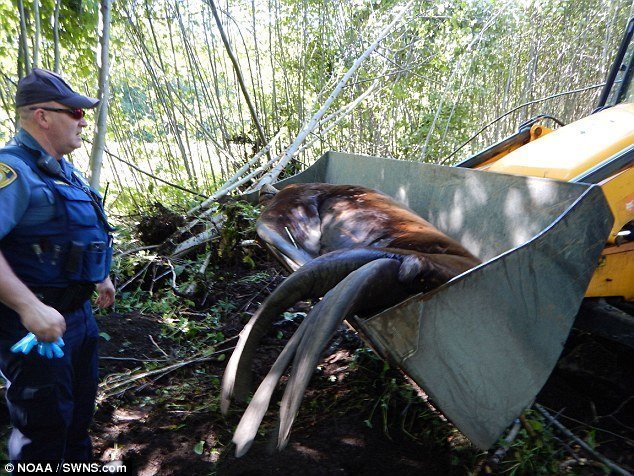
[90, 307, 476, 476]
[89, 259, 633, 476]
[1, 263, 632, 475]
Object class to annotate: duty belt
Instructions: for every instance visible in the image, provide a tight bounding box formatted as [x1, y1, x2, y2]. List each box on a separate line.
[30, 283, 96, 312]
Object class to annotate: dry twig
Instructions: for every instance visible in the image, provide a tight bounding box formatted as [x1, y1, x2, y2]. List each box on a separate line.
[535, 404, 633, 476]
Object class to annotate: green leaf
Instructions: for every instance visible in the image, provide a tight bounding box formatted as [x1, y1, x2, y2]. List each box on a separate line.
[283, 311, 306, 321]
[193, 441, 204, 455]
[99, 332, 111, 341]
[529, 419, 543, 432]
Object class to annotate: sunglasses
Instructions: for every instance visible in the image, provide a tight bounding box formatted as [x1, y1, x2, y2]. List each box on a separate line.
[30, 106, 85, 120]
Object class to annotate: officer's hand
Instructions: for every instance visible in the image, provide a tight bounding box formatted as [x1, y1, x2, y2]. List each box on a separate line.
[19, 301, 66, 342]
[95, 276, 115, 308]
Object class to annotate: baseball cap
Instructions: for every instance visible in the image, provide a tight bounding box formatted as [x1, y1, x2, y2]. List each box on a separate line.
[15, 68, 99, 109]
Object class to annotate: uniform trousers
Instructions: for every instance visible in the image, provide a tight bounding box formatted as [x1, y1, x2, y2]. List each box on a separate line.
[0, 301, 99, 462]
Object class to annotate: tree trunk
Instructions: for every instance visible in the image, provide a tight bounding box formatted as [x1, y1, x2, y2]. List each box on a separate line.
[89, 0, 112, 189]
[17, 0, 31, 74]
[32, 0, 40, 68]
[53, 0, 61, 72]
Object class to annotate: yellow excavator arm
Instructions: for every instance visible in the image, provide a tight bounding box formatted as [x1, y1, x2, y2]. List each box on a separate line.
[485, 103, 634, 242]
[456, 15, 634, 303]
[475, 103, 634, 300]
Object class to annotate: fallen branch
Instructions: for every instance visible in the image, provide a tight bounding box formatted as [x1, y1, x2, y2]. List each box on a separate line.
[183, 251, 213, 297]
[241, 67, 385, 177]
[171, 215, 225, 258]
[487, 418, 522, 467]
[98, 345, 236, 401]
[118, 260, 154, 292]
[255, 0, 415, 189]
[535, 404, 633, 476]
[149, 334, 170, 359]
[188, 127, 285, 215]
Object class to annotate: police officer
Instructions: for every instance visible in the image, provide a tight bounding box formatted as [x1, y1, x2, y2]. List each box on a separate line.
[0, 68, 115, 462]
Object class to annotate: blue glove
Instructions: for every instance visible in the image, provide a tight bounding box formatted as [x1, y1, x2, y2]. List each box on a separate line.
[11, 333, 65, 359]
[37, 342, 63, 359]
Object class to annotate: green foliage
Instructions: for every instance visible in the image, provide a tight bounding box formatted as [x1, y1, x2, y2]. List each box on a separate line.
[0, 0, 99, 81]
[193, 440, 204, 455]
[498, 423, 562, 474]
[354, 347, 467, 452]
[115, 287, 182, 315]
[216, 200, 260, 267]
[111, 255, 233, 356]
[160, 300, 229, 345]
[2, 0, 627, 206]
[490, 409, 596, 475]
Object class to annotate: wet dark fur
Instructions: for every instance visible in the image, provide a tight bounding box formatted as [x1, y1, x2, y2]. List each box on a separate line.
[223, 183, 482, 456]
[257, 183, 480, 285]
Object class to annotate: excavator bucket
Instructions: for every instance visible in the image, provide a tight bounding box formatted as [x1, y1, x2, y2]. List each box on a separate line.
[259, 150, 614, 449]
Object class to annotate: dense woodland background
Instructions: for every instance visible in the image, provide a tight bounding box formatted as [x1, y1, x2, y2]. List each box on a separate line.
[1, 2, 634, 472]
[1, 0, 632, 214]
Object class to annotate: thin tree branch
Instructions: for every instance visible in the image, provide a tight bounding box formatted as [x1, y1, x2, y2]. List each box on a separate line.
[84, 139, 206, 198]
[204, 0, 268, 151]
[254, 0, 416, 189]
[535, 404, 632, 476]
[440, 82, 606, 165]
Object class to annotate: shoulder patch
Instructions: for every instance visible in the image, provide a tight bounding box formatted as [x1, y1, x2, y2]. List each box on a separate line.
[0, 163, 18, 189]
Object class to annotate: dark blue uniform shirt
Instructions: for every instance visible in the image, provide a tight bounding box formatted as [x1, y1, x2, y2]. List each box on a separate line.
[0, 129, 90, 239]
